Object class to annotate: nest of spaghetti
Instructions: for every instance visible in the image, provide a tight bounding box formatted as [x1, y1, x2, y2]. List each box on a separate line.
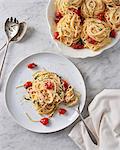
[81, 18, 111, 51]
[54, 0, 120, 51]
[24, 71, 80, 116]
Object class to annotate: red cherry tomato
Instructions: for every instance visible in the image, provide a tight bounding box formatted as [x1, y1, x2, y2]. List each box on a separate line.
[69, 8, 81, 16]
[97, 12, 105, 21]
[54, 32, 59, 40]
[71, 43, 84, 49]
[87, 37, 97, 44]
[55, 11, 62, 19]
[45, 81, 54, 90]
[58, 108, 67, 115]
[24, 81, 32, 89]
[40, 118, 49, 125]
[62, 80, 69, 91]
[110, 29, 116, 38]
[28, 63, 37, 69]
[55, 11, 63, 23]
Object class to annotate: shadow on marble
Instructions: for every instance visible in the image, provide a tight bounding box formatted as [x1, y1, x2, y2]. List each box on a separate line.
[19, 27, 35, 43]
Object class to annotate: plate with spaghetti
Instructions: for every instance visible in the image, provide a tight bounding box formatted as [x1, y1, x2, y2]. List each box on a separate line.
[47, 0, 120, 58]
[5, 52, 86, 133]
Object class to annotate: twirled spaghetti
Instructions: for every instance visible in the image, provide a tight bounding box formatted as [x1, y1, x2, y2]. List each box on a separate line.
[24, 71, 80, 115]
[55, 0, 83, 15]
[105, 6, 120, 31]
[103, 0, 120, 8]
[54, 0, 119, 51]
[81, 0, 105, 18]
[56, 12, 81, 46]
[81, 18, 111, 50]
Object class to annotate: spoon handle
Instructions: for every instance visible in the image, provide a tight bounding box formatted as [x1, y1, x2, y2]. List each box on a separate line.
[0, 42, 7, 52]
[78, 112, 98, 145]
[0, 42, 9, 80]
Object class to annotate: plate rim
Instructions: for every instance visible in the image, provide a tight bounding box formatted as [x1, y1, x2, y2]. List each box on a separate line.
[46, 0, 120, 58]
[5, 51, 86, 133]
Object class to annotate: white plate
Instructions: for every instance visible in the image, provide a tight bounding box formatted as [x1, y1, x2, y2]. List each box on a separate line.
[47, 0, 120, 58]
[5, 52, 86, 133]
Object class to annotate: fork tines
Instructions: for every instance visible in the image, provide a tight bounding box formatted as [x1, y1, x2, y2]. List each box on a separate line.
[6, 17, 19, 23]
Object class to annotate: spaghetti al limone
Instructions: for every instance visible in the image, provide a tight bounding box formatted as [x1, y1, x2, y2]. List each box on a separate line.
[81, 0, 105, 18]
[81, 18, 111, 51]
[53, 0, 120, 51]
[24, 71, 80, 116]
[103, 0, 120, 8]
[55, 0, 83, 15]
[105, 6, 120, 31]
[56, 12, 81, 46]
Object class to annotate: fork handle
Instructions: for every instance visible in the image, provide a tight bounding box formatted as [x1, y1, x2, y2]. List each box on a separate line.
[79, 113, 98, 145]
[0, 42, 7, 52]
[0, 42, 9, 80]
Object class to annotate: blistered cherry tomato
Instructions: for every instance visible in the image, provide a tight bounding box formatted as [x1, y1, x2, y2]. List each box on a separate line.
[71, 43, 84, 49]
[87, 37, 97, 44]
[54, 32, 59, 40]
[97, 12, 105, 21]
[45, 81, 54, 90]
[55, 11, 63, 23]
[110, 29, 116, 38]
[40, 118, 49, 125]
[24, 81, 32, 89]
[58, 108, 67, 115]
[55, 11, 62, 19]
[69, 8, 81, 16]
[28, 63, 37, 69]
[62, 80, 69, 91]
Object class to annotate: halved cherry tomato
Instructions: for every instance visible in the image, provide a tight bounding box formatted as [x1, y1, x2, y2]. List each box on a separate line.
[45, 81, 54, 90]
[40, 118, 49, 125]
[58, 108, 67, 115]
[55, 11, 63, 23]
[55, 11, 62, 19]
[62, 80, 69, 91]
[24, 81, 32, 89]
[71, 43, 84, 49]
[87, 37, 97, 44]
[69, 8, 81, 16]
[110, 29, 116, 38]
[28, 63, 37, 69]
[54, 32, 59, 40]
[97, 12, 105, 21]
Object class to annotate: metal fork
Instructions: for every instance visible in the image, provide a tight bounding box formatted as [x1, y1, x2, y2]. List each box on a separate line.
[77, 102, 98, 145]
[0, 17, 20, 81]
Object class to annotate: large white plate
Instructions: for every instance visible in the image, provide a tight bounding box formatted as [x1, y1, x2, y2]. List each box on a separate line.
[5, 52, 86, 133]
[47, 0, 120, 58]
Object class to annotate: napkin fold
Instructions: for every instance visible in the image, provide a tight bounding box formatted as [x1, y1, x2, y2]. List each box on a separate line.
[69, 89, 120, 150]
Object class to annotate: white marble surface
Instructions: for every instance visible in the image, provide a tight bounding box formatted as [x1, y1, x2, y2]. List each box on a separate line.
[0, 0, 120, 150]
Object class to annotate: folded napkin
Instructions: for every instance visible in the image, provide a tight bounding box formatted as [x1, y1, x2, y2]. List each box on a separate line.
[69, 89, 120, 150]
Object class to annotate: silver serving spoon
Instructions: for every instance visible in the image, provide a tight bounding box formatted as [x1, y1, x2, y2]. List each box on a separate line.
[77, 102, 98, 145]
[0, 17, 20, 80]
[0, 22, 27, 51]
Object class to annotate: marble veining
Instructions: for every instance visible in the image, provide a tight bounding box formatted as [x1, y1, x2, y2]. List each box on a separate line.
[0, 0, 120, 150]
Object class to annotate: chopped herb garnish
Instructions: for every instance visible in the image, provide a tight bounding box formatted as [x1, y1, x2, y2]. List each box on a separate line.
[107, 27, 110, 30]
[34, 75, 40, 80]
[78, 38, 84, 45]
[64, 2, 69, 6]
[99, 28, 102, 31]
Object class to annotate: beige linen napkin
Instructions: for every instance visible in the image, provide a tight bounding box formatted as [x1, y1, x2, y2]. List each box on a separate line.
[69, 89, 120, 150]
